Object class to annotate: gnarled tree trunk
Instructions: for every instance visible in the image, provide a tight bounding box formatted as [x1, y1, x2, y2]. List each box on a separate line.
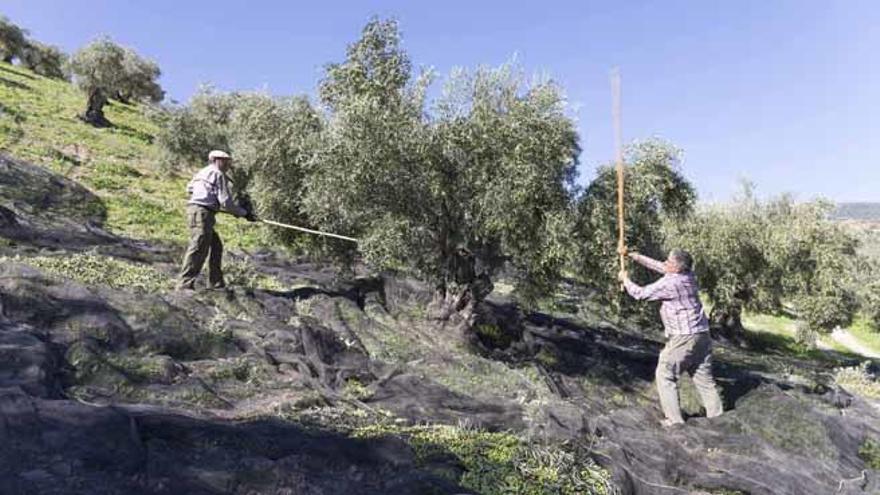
[710, 304, 749, 347]
[81, 88, 109, 127]
[428, 250, 494, 325]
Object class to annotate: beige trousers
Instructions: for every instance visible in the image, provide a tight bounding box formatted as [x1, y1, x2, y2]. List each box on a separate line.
[656, 332, 723, 423]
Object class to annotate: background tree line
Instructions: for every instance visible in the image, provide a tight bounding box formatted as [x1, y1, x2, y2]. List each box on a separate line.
[7, 12, 874, 338]
[151, 18, 880, 335]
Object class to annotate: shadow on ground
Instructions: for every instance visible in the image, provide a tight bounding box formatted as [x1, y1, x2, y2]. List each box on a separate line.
[0, 386, 465, 495]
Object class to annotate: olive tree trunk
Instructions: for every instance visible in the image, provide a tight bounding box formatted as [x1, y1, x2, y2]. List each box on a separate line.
[710, 304, 749, 347]
[81, 88, 110, 127]
[427, 259, 494, 325]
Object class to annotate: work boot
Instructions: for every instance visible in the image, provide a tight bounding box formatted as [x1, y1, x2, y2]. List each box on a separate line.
[661, 418, 685, 429]
[176, 281, 196, 292]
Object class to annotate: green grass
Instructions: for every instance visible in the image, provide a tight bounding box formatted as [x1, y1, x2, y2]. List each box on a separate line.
[0, 62, 266, 250]
[835, 363, 880, 400]
[848, 316, 880, 356]
[9, 252, 173, 292]
[742, 308, 880, 358]
[354, 424, 615, 495]
[859, 438, 880, 470]
[742, 312, 796, 337]
[742, 312, 848, 355]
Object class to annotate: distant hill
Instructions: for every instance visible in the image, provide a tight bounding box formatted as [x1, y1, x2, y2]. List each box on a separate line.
[832, 202, 880, 221]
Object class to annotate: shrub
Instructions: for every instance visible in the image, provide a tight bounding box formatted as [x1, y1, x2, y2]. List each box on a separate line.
[21, 41, 68, 80]
[859, 438, 880, 470]
[834, 362, 880, 399]
[794, 321, 818, 350]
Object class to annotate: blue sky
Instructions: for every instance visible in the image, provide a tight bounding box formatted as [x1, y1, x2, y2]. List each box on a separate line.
[4, 0, 878, 202]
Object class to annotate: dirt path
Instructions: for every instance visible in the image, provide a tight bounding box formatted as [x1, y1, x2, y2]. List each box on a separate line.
[831, 328, 880, 359]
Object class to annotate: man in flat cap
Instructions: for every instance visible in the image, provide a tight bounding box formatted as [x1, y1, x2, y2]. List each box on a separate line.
[177, 150, 256, 291]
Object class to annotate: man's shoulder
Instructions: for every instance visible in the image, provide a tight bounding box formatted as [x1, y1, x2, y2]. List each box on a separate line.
[669, 272, 700, 289]
[660, 273, 696, 285]
[195, 165, 222, 179]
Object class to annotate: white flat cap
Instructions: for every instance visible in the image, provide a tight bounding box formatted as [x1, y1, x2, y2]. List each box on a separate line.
[208, 150, 231, 160]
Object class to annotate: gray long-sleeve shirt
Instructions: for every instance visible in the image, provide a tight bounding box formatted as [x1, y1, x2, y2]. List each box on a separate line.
[624, 253, 709, 336]
[186, 164, 247, 217]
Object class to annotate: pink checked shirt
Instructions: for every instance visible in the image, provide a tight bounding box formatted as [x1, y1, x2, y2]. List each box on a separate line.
[623, 253, 709, 337]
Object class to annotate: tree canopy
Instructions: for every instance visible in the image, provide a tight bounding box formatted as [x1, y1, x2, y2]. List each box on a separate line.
[304, 19, 580, 308]
[21, 41, 68, 80]
[666, 186, 860, 341]
[154, 86, 239, 169]
[572, 140, 696, 308]
[0, 16, 27, 63]
[227, 93, 323, 246]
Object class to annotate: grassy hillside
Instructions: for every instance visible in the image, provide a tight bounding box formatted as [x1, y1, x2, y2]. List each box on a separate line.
[0, 61, 261, 250]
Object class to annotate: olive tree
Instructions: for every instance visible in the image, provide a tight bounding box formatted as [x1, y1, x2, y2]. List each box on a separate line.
[155, 87, 322, 250]
[68, 38, 164, 126]
[667, 187, 859, 342]
[572, 140, 696, 309]
[115, 49, 163, 103]
[0, 16, 27, 63]
[305, 19, 579, 316]
[154, 86, 240, 169]
[860, 279, 880, 331]
[20, 41, 68, 80]
[226, 93, 322, 246]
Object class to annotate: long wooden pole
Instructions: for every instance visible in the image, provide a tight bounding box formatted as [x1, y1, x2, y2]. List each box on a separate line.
[259, 219, 359, 243]
[611, 68, 625, 272]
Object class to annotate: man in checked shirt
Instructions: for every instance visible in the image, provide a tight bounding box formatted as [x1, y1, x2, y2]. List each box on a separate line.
[618, 248, 723, 426]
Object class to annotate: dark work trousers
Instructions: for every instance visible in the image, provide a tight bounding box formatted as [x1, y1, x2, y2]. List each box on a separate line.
[178, 204, 224, 289]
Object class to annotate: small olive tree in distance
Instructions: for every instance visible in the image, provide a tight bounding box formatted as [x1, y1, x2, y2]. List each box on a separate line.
[68, 37, 163, 126]
[0, 16, 27, 63]
[21, 41, 68, 80]
[304, 19, 580, 316]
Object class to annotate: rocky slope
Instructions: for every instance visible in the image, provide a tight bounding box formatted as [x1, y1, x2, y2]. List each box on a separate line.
[1, 152, 880, 495]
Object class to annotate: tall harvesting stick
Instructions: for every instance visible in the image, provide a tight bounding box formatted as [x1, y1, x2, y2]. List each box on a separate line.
[611, 68, 625, 272]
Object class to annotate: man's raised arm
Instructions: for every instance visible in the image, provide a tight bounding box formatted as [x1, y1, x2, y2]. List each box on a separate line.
[216, 174, 248, 217]
[628, 252, 666, 274]
[622, 274, 674, 302]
